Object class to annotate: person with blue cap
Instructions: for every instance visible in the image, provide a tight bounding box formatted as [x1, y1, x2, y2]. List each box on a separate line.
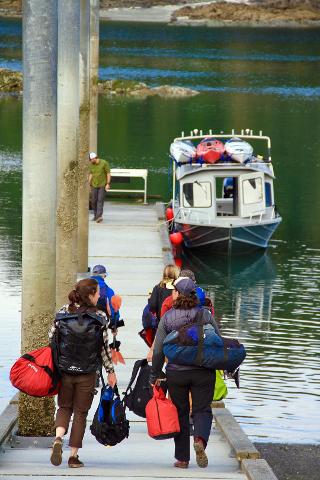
[90, 265, 115, 318]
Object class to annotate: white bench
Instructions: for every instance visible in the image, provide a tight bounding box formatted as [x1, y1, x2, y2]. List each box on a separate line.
[109, 168, 148, 204]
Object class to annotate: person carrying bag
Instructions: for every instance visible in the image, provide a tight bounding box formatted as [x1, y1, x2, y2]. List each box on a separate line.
[49, 278, 117, 469]
[150, 276, 220, 470]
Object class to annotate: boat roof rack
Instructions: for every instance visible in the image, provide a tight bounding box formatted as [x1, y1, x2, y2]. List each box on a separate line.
[174, 128, 272, 162]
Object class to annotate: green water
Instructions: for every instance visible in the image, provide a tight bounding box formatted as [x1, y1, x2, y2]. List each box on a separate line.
[0, 19, 319, 442]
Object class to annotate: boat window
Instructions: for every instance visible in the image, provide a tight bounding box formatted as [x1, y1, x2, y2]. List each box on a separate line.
[215, 177, 238, 216]
[265, 182, 272, 207]
[182, 181, 211, 208]
[242, 177, 263, 205]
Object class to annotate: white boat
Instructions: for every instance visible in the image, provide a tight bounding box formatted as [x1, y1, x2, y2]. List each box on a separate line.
[169, 129, 282, 255]
[170, 139, 196, 164]
[225, 137, 253, 163]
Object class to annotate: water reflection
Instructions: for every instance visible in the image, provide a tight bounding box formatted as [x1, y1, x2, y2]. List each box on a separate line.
[184, 248, 320, 443]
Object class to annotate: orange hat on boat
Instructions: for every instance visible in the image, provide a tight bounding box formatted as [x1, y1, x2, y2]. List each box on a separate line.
[111, 295, 122, 312]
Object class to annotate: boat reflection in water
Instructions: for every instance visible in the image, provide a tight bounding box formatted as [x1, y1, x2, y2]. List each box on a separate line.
[183, 249, 276, 330]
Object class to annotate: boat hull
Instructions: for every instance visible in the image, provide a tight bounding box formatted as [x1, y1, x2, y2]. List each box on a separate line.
[175, 220, 281, 255]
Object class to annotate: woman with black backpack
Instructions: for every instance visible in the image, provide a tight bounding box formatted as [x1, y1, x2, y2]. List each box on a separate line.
[150, 276, 219, 470]
[50, 278, 117, 468]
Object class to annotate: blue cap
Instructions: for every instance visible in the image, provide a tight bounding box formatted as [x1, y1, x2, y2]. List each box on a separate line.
[92, 264, 107, 275]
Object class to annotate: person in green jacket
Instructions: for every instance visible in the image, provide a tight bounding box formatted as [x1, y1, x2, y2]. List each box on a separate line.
[89, 152, 111, 223]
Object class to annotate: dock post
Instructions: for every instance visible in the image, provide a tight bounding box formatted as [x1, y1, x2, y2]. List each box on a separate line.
[78, 0, 91, 273]
[19, 0, 58, 435]
[56, 1, 81, 307]
[89, 0, 100, 153]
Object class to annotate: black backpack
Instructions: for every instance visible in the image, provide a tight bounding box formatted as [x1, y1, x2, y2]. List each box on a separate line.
[123, 359, 166, 418]
[90, 381, 129, 447]
[52, 312, 106, 375]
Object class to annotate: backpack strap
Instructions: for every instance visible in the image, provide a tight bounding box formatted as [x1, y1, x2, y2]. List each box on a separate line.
[194, 309, 205, 366]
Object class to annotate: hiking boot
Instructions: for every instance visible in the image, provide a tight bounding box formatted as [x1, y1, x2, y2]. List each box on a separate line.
[50, 437, 63, 466]
[193, 437, 208, 468]
[68, 455, 84, 468]
[96, 216, 103, 223]
[174, 460, 189, 469]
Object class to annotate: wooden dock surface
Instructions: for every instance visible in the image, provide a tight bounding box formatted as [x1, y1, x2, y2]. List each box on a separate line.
[0, 202, 264, 480]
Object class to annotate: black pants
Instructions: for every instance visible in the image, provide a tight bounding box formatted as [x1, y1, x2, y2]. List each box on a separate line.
[91, 186, 105, 219]
[166, 369, 215, 462]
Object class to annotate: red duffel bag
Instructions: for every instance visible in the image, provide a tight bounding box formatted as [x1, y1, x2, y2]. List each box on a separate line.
[10, 346, 60, 397]
[145, 386, 180, 440]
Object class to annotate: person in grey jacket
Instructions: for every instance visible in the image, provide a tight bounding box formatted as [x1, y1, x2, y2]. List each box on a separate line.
[150, 276, 219, 470]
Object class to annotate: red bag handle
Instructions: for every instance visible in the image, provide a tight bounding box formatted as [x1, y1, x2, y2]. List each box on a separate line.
[153, 385, 165, 399]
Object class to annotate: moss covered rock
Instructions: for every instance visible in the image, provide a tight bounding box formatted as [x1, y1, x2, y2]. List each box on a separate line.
[0, 68, 23, 93]
[98, 79, 199, 98]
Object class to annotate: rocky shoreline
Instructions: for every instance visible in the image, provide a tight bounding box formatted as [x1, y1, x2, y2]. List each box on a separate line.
[0, 69, 199, 98]
[0, 1, 320, 27]
[172, 1, 320, 27]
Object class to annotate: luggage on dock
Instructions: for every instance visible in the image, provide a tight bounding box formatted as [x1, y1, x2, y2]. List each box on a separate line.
[123, 359, 151, 418]
[123, 359, 167, 418]
[90, 381, 129, 447]
[146, 386, 180, 440]
[10, 346, 60, 397]
[163, 310, 246, 373]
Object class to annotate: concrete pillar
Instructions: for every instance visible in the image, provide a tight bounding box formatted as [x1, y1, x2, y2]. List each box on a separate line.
[89, 0, 100, 153]
[56, 1, 81, 307]
[78, 0, 91, 273]
[19, 0, 58, 436]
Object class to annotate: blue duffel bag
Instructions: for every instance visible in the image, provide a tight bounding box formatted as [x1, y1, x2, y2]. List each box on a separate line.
[163, 312, 246, 373]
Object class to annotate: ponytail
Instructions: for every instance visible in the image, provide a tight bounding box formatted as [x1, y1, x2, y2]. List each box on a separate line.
[67, 279, 99, 313]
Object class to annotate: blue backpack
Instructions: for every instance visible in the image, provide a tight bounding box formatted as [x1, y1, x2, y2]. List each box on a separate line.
[163, 310, 246, 373]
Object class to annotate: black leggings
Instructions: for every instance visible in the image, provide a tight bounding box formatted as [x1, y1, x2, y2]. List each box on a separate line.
[166, 368, 215, 462]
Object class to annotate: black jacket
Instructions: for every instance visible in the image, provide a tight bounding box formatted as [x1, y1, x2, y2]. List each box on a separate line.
[148, 283, 174, 321]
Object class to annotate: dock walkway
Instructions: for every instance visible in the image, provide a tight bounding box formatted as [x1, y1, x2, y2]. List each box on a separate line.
[0, 203, 260, 480]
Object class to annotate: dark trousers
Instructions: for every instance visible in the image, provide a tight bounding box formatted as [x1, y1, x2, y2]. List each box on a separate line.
[55, 372, 96, 448]
[166, 369, 215, 462]
[91, 186, 105, 219]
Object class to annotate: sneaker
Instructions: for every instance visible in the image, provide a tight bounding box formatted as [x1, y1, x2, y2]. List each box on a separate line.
[174, 460, 189, 469]
[68, 455, 84, 468]
[193, 438, 208, 468]
[50, 437, 63, 466]
[96, 217, 103, 223]
[92, 216, 97, 221]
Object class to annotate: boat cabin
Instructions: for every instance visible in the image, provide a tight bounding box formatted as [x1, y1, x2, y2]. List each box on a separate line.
[172, 131, 278, 227]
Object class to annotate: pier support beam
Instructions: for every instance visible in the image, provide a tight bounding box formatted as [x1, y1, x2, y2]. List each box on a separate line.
[19, 0, 58, 436]
[78, 0, 91, 273]
[89, 0, 100, 153]
[56, 1, 81, 307]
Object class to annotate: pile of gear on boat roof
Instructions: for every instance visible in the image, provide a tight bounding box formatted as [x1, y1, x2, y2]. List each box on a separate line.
[170, 136, 264, 166]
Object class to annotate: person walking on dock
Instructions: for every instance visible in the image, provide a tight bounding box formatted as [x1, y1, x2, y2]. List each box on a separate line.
[147, 264, 180, 360]
[49, 278, 117, 468]
[160, 268, 206, 317]
[89, 152, 111, 223]
[150, 276, 218, 469]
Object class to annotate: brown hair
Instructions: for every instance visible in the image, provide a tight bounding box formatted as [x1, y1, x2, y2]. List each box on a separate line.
[159, 264, 180, 288]
[173, 292, 199, 310]
[68, 278, 99, 313]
